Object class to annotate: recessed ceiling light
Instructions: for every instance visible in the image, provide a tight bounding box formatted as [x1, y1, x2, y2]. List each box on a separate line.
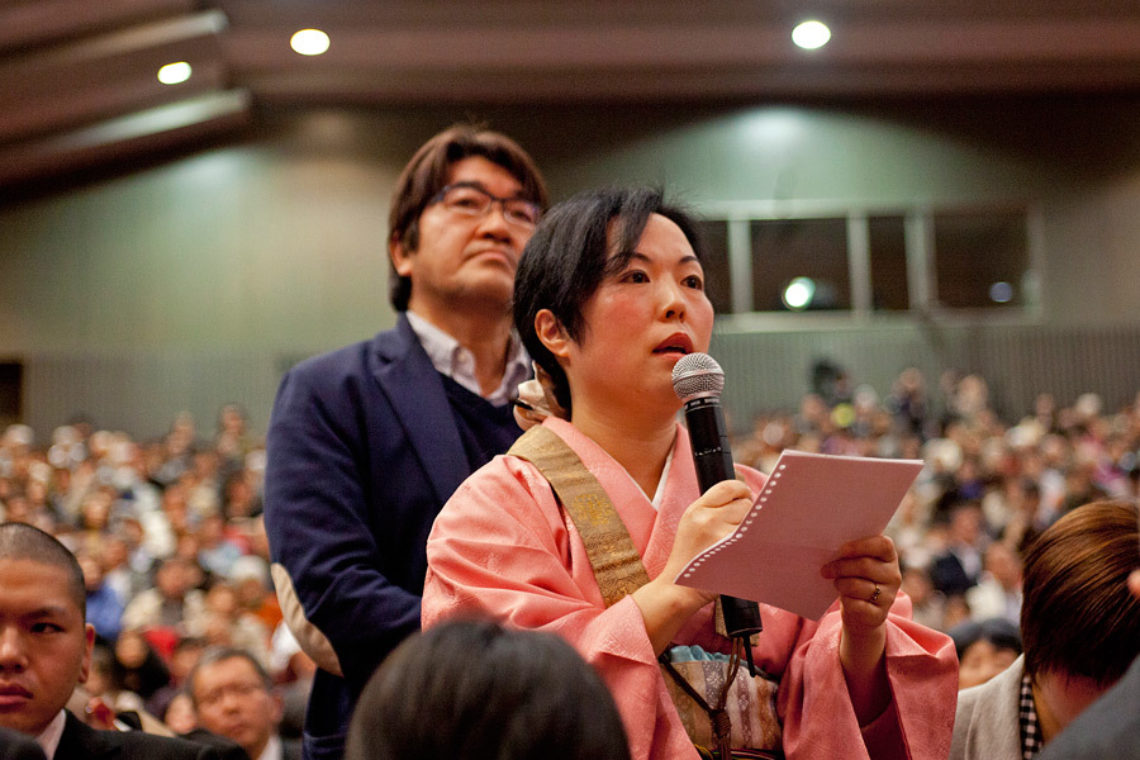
[157, 62, 192, 85]
[792, 20, 831, 50]
[291, 28, 331, 56]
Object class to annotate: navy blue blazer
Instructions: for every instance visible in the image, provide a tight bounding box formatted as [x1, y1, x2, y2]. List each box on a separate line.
[264, 315, 519, 760]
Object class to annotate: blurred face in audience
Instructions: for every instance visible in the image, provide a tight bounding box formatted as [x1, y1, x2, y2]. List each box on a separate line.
[191, 655, 279, 760]
[984, 542, 1022, 590]
[958, 638, 1019, 690]
[900, 566, 933, 606]
[77, 555, 104, 593]
[114, 629, 149, 669]
[0, 558, 94, 735]
[155, 560, 190, 600]
[163, 691, 197, 735]
[949, 505, 982, 546]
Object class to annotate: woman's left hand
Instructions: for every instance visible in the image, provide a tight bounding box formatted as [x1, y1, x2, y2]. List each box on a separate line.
[820, 535, 901, 637]
[821, 535, 901, 724]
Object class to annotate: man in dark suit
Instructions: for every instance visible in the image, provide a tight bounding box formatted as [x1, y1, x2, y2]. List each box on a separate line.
[0, 522, 239, 760]
[187, 648, 299, 760]
[930, 500, 985, 596]
[53, 711, 242, 760]
[263, 125, 547, 760]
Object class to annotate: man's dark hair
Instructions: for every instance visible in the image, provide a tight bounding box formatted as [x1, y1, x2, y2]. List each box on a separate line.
[1020, 500, 1140, 685]
[187, 646, 273, 709]
[0, 521, 86, 618]
[347, 619, 630, 760]
[387, 125, 547, 311]
[513, 186, 706, 415]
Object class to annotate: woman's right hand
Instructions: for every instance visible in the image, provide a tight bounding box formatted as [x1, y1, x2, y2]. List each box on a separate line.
[633, 479, 754, 653]
[665, 479, 755, 603]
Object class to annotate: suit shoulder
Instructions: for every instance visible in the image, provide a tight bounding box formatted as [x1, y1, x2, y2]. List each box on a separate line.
[118, 732, 248, 760]
[283, 336, 377, 382]
[281, 325, 413, 384]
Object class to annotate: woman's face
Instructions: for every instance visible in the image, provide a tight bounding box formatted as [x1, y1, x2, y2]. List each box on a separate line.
[553, 213, 714, 418]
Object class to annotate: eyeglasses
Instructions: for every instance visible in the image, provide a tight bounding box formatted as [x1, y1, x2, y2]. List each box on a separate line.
[429, 182, 541, 228]
[196, 681, 267, 707]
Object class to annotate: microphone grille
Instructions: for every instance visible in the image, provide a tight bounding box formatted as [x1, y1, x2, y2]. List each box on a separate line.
[672, 352, 724, 401]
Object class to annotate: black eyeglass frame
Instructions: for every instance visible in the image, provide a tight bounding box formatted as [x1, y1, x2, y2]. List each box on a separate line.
[427, 181, 542, 227]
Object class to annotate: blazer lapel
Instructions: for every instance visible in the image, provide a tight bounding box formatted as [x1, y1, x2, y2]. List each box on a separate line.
[372, 315, 470, 504]
[55, 712, 117, 760]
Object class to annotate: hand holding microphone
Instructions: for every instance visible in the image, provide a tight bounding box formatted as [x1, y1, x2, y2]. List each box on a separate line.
[672, 353, 764, 670]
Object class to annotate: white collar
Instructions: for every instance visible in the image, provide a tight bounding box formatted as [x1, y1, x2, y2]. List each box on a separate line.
[650, 447, 676, 510]
[405, 310, 529, 406]
[36, 709, 68, 760]
[257, 733, 283, 760]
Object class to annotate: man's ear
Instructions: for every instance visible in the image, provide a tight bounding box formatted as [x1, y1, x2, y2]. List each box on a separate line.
[389, 236, 414, 278]
[534, 309, 571, 359]
[77, 624, 95, 685]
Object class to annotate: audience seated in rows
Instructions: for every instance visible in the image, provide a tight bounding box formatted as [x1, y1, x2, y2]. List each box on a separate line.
[0, 377, 1138, 740]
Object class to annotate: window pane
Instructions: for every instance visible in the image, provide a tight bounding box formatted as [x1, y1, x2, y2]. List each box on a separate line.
[750, 218, 849, 311]
[868, 215, 909, 311]
[934, 210, 1029, 308]
[693, 219, 733, 315]
[0, 362, 21, 428]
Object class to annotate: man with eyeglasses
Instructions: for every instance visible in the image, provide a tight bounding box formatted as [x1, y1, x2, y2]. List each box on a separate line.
[264, 125, 547, 760]
[188, 648, 300, 760]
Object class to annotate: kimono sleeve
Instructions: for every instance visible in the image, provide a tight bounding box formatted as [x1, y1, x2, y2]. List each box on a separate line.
[777, 596, 959, 760]
[423, 455, 698, 760]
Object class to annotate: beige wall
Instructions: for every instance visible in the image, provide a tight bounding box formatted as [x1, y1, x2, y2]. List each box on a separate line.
[3, 98, 1140, 437]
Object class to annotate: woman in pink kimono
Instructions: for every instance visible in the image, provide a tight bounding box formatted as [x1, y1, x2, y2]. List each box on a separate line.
[421, 187, 957, 760]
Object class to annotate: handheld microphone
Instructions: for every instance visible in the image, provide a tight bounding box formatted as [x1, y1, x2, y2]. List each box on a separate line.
[672, 353, 763, 662]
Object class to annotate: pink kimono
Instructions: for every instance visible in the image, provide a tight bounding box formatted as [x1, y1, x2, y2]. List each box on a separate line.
[423, 417, 957, 760]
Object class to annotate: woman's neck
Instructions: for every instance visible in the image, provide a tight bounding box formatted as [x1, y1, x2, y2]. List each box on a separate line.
[571, 403, 678, 497]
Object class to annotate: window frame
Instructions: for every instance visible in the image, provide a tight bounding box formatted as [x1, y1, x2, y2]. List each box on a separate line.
[693, 200, 1044, 330]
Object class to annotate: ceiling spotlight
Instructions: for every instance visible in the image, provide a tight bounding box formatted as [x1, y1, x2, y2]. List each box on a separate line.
[291, 28, 331, 56]
[792, 20, 831, 50]
[157, 61, 192, 85]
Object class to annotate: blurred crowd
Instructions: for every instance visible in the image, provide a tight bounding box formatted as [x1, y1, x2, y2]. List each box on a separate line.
[734, 367, 1140, 686]
[0, 404, 313, 742]
[1, 367, 1138, 735]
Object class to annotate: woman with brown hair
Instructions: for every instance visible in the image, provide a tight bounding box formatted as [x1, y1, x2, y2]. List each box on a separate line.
[951, 499, 1140, 759]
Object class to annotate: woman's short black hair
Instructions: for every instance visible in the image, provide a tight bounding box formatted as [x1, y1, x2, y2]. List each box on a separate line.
[346, 619, 630, 760]
[512, 186, 706, 415]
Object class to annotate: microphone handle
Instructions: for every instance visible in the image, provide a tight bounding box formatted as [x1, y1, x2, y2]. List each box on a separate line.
[684, 397, 764, 638]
